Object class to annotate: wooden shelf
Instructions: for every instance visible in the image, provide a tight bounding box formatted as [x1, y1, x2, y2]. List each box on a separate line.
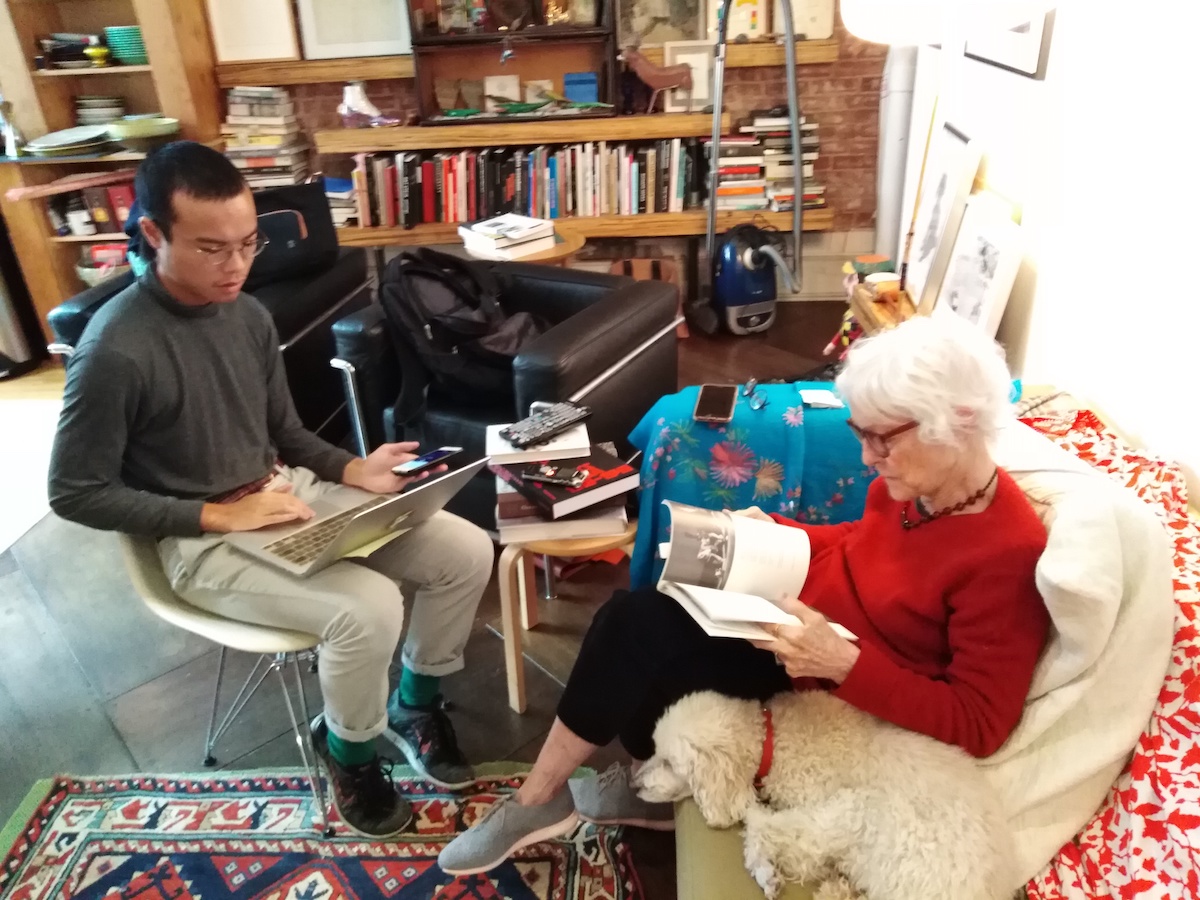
[216, 55, 415, 88]
[1, 149, 147, 166]
[315, 113, 728, 153]
[34, 65, 154, 77]
[50, 233, 130, 243]
[215, 38, 838, 88]
[333, 208, 833, 246]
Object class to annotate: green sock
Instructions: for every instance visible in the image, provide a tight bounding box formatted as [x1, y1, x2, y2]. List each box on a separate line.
[399, 666, 440, 709]
[326, 730, 376, 767]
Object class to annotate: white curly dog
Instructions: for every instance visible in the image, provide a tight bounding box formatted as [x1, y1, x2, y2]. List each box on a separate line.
[633, 690, 1016, 900]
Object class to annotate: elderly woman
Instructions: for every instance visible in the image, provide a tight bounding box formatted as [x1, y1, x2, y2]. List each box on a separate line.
[439, 315, 1050, 875]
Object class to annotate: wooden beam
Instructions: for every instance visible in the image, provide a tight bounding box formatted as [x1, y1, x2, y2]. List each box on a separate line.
[315, 112, 728, 153]
[132, 0, 223, 141]
[638, 38, 839, 68]
[0, 2, 48, 138]
[216, 55, 415, 88]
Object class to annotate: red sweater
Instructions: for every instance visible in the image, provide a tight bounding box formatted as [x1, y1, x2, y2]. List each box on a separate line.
[770, 469, 1049, 758]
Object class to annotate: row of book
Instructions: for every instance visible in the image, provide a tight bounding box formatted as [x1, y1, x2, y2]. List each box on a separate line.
[485, 424, 639, 543]
[707, 110, 826, 213]
[349, 138, 710, 229]
[221, 86, 309, 190]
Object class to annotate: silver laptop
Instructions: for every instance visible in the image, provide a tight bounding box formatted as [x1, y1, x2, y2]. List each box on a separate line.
[223, 459, 487, 577]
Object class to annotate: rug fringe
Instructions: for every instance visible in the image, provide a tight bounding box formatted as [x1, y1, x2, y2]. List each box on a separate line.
[0, 778, 54, 855]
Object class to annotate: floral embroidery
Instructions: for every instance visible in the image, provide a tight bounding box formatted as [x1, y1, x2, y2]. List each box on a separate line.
[754, 460, 784, 501]
[784, 405, 805, 427]
[710, 441, 756, 488]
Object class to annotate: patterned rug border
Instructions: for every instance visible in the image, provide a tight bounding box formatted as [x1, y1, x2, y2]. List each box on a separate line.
[0, 762, 586, 857]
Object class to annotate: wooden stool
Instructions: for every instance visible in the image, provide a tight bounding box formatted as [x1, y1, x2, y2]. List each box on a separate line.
[497, 522, 638, 713]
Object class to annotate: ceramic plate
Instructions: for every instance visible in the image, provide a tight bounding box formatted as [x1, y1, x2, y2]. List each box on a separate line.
[26, 125, 112, 150]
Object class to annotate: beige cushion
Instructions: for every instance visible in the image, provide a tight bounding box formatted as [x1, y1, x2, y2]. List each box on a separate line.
[675, 799, 816, 900]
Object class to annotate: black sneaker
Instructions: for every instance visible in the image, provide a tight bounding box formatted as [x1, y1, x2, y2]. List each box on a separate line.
[310, 716, 414, 839]
[382, 693, 475, 790]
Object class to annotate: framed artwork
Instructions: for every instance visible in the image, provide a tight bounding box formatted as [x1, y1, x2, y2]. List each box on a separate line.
[618, 0, 702, 47]
[932, 193, 1022, 337]
[296, 0, 412, 59]
[769, 0, 833, 39]
[662, 39, 713, 113]
[205, 0, 300, 62]
[964, 7, 1055, 79]
[706, 0, 769, 41]
[905, 121, 982, 314]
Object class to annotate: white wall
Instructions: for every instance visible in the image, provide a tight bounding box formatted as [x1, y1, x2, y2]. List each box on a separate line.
[899, 0, 1200, 492]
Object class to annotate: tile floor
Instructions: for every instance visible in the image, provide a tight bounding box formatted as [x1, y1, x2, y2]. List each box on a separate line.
[0, 299, 844, 899]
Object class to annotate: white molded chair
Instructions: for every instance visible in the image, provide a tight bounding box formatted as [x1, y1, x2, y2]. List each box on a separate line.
[118, 534, 333, 835]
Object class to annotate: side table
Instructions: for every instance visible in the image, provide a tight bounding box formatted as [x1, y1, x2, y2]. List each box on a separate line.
[497, 521, 637, 713]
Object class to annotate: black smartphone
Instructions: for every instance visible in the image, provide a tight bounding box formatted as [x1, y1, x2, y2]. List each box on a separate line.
[523, 464, 586, 488]
[391, 446, 463, 476]
[692, 384, 738, 423]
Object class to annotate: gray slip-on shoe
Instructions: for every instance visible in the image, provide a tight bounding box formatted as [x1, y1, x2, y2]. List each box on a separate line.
[438, 789, 578, 876]
[570, 763, 675, 830]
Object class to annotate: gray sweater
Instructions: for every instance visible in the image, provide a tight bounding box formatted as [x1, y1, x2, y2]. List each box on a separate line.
[48, 270, 356, 536]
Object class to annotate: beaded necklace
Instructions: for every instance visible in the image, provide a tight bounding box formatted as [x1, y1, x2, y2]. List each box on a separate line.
[901, 468, 999, 530]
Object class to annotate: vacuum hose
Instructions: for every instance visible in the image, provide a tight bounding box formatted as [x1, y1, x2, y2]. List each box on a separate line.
[756, 244, 798, 294]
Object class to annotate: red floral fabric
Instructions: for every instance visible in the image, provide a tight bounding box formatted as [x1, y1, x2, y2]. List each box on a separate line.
[1020, 410, 1200, 900]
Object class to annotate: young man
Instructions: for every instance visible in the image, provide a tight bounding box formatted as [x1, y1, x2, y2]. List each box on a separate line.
[48, 142, 495, 839]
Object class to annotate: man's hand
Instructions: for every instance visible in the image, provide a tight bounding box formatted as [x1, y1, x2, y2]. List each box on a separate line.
[731, 505, 774, 523]
[342, 441, 446, 495]
[750, 598, 860, 683]
[201, 488, 314, 533]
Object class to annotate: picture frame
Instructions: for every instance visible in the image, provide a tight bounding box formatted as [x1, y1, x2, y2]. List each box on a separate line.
[205, 0, 300, 62]
[662, 39, 714, 113]
[706, 0, 769, 41]
[619, 0, 702, 47]
[296, 0, 412, 59]
[769, 0, 834, 39]
[905, 121, 982, 314]
[964, 7, 1055, 80]
[932, 193, 1022, 337]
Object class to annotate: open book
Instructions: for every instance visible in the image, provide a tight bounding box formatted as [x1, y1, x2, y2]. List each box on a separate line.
[657, 501, 857, 642]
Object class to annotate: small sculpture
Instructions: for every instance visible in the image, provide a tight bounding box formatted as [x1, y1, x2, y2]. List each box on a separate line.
[337, 81, 401, 128]
[620, 48, 692, 114]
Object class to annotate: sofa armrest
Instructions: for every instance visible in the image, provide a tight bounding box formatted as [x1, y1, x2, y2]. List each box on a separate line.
[46, 272, 136, 350]
[331, 303, 401, 451]
[513, 280, 677, 415]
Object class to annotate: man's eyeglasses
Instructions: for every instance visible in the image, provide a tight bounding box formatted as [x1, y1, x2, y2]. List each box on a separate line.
[741, 378, 768, 411]
[845, 419, 918, 458]
[193, 235, 269, 266]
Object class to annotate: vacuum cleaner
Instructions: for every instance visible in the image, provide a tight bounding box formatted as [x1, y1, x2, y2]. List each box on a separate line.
[699, 0, 804, 335]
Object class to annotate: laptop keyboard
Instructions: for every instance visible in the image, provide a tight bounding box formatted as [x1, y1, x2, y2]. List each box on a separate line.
[263, 496, 393, 567]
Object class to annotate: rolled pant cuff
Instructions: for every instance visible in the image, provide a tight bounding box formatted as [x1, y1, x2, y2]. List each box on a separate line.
[324, 711, 389, 744]
[400, 652, 465, 679]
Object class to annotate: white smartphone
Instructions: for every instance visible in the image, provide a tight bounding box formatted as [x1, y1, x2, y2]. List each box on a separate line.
[391, 446, 463, 476]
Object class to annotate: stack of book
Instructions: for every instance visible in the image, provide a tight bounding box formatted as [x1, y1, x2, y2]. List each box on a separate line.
[458, 213, 557, 260]
[486, 425, 639, 543]
[323, 177, 357, 228]
[723, 110, 825, 213]
[705, 133, 768, 211]
[222, 87, 308, 190]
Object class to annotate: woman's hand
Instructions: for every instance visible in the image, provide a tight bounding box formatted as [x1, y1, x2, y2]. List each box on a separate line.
[731, 505, 774, 523]
[751, 598, 861, 683]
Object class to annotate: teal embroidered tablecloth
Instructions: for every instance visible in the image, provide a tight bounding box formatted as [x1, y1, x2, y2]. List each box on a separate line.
[627, 382, 876, 588]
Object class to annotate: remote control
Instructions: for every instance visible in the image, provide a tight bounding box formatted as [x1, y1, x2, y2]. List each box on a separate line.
[500, 402, 592, 448]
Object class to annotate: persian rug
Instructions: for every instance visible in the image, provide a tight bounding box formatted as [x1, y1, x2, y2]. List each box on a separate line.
[0, 766, 644, 900]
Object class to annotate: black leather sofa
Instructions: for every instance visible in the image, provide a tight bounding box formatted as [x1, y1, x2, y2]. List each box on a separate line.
[46, 248, 372, 442]
[331, 262, 680, 529]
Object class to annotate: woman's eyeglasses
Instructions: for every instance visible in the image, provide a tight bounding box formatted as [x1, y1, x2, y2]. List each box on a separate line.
[845, 419, 917, 458]
[742, 378, 768, 411]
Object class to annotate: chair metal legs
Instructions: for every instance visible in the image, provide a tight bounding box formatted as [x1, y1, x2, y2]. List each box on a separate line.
[203, 645, 333, 836]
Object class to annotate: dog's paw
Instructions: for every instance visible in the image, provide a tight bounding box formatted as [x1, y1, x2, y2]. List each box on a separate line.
[814, 875, 863, 900]
[747, 857, 783, 900]
[743, 820, 782, 899]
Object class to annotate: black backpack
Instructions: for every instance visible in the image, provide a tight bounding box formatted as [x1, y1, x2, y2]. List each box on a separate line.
[379, 248, 545, 418]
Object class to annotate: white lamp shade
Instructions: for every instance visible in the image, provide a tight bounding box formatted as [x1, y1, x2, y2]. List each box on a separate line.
[841, 0, 1051, 46]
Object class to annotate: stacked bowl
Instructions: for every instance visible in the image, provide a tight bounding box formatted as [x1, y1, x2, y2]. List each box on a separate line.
[76, 95, 126, 126]
[103, 26, 148, 65]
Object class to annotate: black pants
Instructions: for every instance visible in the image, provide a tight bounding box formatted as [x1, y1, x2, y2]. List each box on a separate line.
[557, 586, 792, 760]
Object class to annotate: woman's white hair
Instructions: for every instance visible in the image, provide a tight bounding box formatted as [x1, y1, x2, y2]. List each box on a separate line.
[835, 315, 1014, 447]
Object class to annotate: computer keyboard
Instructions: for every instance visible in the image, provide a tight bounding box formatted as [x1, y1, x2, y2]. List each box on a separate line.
[263, 496, 392, 567]
[500, 402, 592, 449]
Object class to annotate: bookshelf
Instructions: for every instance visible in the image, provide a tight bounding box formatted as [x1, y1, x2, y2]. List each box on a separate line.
[314, 113, 728, 153]
[33, 65, 155, 78]
[334, 209, 834, 247]
[214, 38, 838, 87]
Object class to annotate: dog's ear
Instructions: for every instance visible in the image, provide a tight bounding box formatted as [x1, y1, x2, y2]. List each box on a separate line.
[690, 743, 758, 828]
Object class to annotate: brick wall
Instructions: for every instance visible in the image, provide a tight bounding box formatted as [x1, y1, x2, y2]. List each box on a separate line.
[288, 8, 884, 233]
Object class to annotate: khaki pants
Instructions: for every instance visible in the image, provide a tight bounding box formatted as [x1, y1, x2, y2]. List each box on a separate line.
[158, 466, 495, 743]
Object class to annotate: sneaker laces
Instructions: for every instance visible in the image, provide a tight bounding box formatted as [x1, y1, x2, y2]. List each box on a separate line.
[419, 703, 468, 766]
[340, 757, 400, 817]
[596, 762, 629, 790]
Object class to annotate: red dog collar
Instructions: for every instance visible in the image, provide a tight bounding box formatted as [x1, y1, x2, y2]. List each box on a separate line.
[754, 706, 775, 790]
